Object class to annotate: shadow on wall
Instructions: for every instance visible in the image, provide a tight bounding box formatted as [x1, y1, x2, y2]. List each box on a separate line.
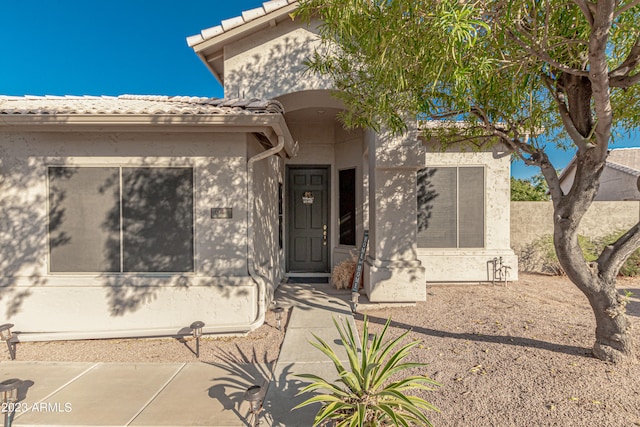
[370, 166, 431, 287]
[225, 33, 327, 99]
[0, 154, 59, 318]
[417, 167, 438, 234]
[0, 149, 271, 320]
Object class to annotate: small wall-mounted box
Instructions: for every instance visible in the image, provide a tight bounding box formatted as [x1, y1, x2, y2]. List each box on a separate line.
[211, 208, 232, 219]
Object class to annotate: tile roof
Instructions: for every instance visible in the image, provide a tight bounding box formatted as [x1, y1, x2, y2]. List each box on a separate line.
[606, 147, 640, 176]
[0, 95, 284, 116]
[186, 0, 298, 47]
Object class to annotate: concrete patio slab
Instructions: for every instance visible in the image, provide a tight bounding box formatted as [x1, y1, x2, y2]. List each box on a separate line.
[15, 363, 183, 426]
[0, 362, 96, 414]
[0, 279, 359, 427]
[129, 362, 273, 427]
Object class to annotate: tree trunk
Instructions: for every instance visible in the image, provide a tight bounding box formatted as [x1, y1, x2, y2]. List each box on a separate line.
[589, 283, 634, 363]
[550, 154, 635, 362]
[544, 58, 636, 363]
[554, 223, 635, 363]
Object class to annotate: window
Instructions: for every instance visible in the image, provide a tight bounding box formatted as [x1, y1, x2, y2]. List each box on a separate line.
[417, 166, 484, 248]
[339, 168, 356, 246]
[48, 166, 194, 273]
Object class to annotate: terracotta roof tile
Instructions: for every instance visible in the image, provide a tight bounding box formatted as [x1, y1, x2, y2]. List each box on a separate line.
[0, 95, 285, 116]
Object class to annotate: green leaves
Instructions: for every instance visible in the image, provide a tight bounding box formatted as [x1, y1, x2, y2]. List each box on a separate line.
[294, 316, 440, 427]
[296, 0, 640, 157]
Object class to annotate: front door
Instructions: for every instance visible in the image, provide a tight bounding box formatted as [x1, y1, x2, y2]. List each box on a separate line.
[287, 167, 329, 272]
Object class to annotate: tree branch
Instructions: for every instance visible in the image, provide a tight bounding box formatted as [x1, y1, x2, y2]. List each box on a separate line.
[614, 0, 640, 18]
[588, 0, 616, 155]
[610, 72, 640, 88]
[541, 73, 594, 151]
[507, 30, 590, 77]
[572, 0, 594, 26]
[598, 222, 640, 281]
[609, 36, 640, 78]
[536, 151, 564, 201]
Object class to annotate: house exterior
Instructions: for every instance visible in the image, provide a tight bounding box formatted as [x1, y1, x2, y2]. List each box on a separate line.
[560, 147, 640, 201]
[0, 0, 517, 341]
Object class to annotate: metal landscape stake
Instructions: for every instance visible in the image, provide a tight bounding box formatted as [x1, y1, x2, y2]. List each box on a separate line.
[272, 306, 284, 331]
[244, 385, 263, 427]
[0, 325, 16, 360]
[189, 321, 204, 358]
[0, 378, 21, 427]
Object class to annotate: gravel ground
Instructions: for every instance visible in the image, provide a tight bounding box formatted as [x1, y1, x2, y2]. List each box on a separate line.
[12, 273, 640, 426]
[355, 273, 640, 427]
[15, 310, 289, 364]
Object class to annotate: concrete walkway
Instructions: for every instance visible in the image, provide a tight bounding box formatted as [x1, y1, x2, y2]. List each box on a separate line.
[265, 279, 358, 426]
[0, 280, 357, 426]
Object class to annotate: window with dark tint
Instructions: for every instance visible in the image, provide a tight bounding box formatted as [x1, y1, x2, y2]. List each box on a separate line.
[122, 168, 194, 272]
[339, 168, 356, 246]
[417, 166, 484, 248]
[49, 167, 121, 272]
[48, 166, 194, 273]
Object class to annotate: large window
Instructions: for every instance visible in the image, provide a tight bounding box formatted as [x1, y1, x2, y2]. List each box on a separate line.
[417, 166, 484, 248]
[339, 168, 356, 246]
[48, 166, 194, 273]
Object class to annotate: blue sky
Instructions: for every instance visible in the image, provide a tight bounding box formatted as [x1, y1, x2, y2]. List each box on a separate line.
[1, 0, 637, 179]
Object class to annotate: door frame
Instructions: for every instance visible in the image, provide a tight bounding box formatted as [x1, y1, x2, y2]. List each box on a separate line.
[285, 165, 331, 274]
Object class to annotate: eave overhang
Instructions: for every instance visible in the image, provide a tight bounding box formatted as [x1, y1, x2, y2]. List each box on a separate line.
[187, 2, 299, 87]
[0, 113, 297, 159]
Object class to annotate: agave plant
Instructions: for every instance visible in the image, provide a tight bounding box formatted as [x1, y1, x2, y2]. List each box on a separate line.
[294, 316, 439, 427]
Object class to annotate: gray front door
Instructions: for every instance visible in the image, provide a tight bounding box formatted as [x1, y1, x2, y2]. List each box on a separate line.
[287, 167, 329, 272]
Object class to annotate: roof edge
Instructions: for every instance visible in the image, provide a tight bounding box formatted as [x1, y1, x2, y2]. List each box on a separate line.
[186, 0, 299, 48]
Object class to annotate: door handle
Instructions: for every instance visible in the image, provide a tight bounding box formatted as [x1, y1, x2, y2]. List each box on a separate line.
[323, 224, 327, 246]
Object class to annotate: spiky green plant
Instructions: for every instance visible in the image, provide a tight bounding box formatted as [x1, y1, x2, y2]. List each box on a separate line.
[293, 316, 439, 427]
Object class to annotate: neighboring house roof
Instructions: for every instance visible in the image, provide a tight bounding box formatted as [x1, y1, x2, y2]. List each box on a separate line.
[559, 147, 640, 183]
[0, 95, 297, 158]
[605, 147, 640, 177]
[0, 95, 285, 116]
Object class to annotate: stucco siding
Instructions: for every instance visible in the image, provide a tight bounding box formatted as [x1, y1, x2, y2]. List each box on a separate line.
[248, 136, 285, 300]
[0, 130, 260, 338]
[418, 144, 518, 282]
[224, 18, 332, 100]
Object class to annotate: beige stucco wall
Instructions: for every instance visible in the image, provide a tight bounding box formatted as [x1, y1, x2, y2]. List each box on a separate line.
[511, 201, 640, 251]
[224, 17, 332, 100]
[363, 128, 427, 301]
[418, 144, 518, 282]
[0, 130, 272, 339]
[248, 136, 285, 300]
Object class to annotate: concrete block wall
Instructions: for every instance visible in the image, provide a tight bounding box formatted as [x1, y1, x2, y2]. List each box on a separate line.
[510, 201, 640, 251]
